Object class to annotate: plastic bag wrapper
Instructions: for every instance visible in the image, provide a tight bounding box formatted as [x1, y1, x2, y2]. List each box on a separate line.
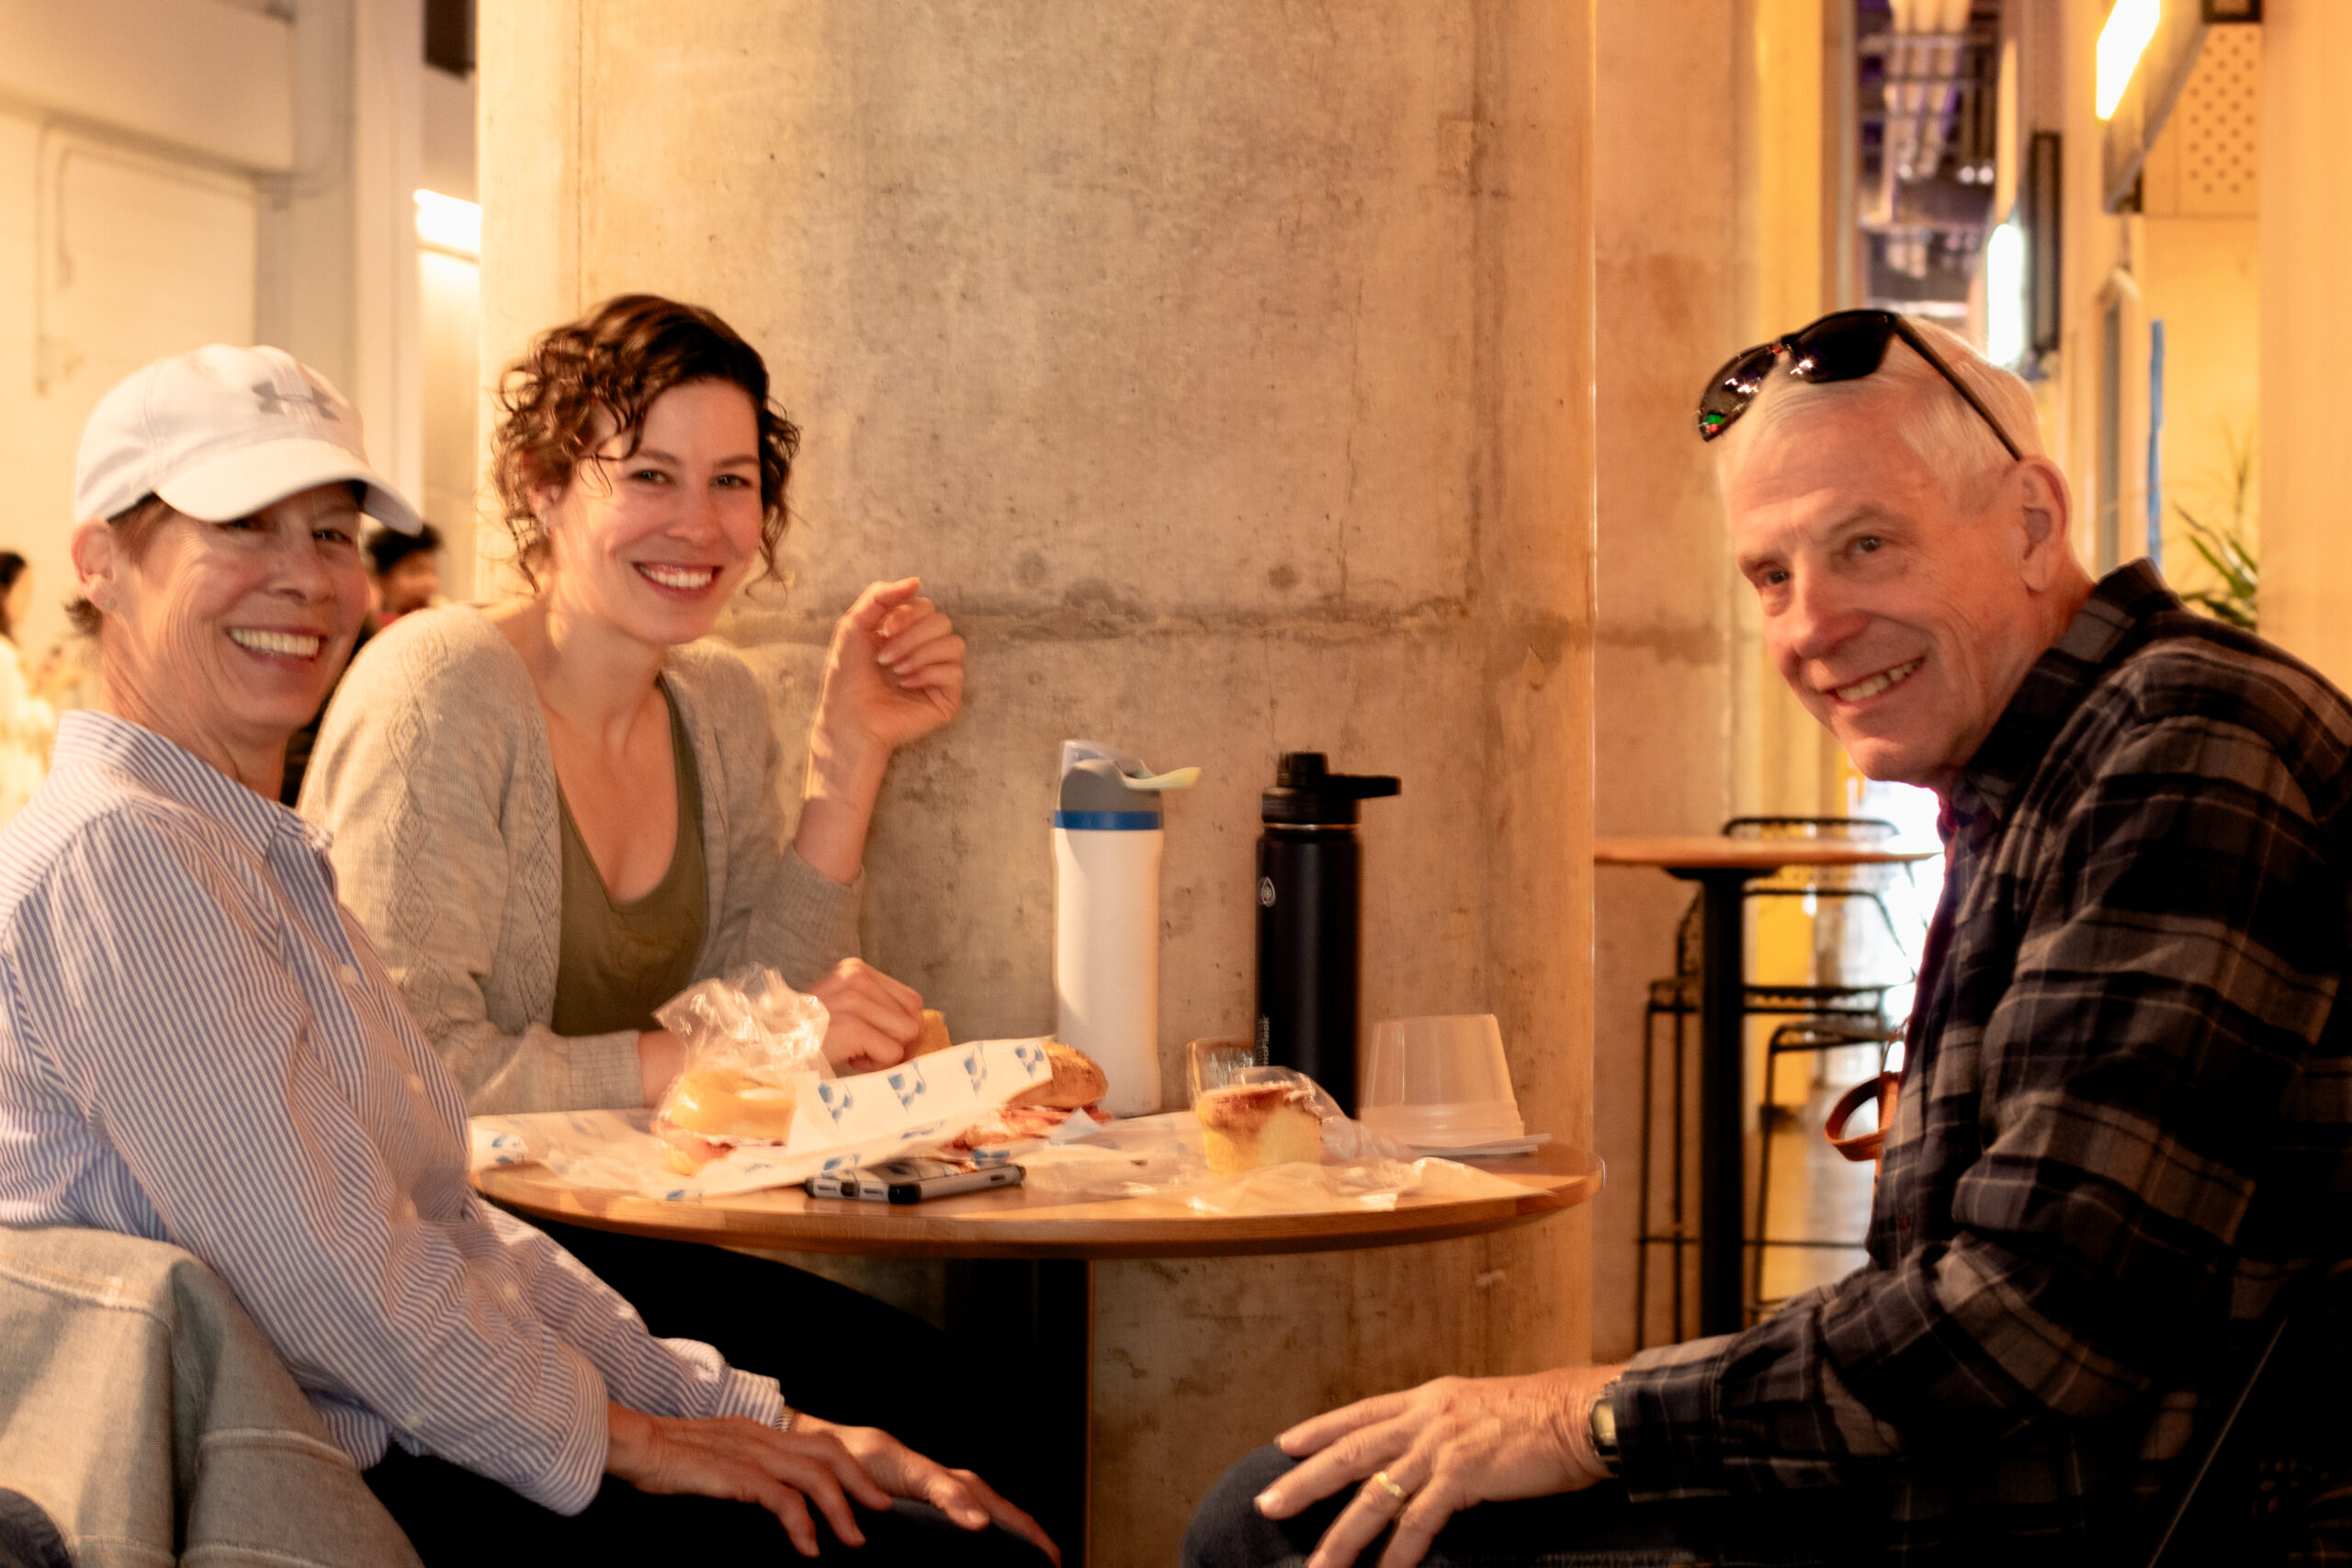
[1017, 1067, 1527, 1215]
[654, 968, 832, 1083]
[469, 1038, 1061, 1200]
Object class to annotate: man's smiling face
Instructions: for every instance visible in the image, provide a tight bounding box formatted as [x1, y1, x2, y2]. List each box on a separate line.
[1726, 392, 2063, 795]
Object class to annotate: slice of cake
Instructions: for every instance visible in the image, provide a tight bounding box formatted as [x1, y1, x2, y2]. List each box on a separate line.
[1195, 1081, 1324, 1175]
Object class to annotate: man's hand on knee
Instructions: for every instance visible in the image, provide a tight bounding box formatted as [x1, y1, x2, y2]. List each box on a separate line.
[1250, 1365, 1625, 1568]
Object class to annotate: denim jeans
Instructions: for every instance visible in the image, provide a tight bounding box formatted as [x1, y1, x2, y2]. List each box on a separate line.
[1185, 1447, 1871, 1568]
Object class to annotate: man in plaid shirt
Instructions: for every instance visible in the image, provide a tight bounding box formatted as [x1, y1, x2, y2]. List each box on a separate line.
[1187, 315, 2352, 1567]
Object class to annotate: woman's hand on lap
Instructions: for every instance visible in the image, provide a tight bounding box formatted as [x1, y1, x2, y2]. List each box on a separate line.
[1252, 1366, 1622, 1568]
[808, 957, 923, 1070]
[604, 1404, 891, 1556]
[814, 578, 966, 760]
[816, 1416, 1061, 1563]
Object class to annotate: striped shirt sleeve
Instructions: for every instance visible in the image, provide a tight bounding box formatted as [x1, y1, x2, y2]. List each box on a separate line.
[15, 804, 619, 1511]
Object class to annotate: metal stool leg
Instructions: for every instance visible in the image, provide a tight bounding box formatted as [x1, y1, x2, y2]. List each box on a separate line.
[1753, 1034, 1779, 1314]
[1635, 1000, 1657, 1350]
[1671, 998, 1689, 1340]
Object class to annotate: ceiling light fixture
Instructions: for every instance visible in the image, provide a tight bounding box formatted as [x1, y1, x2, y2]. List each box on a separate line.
[1986, 219, 2028, 369]
[413, 189, 481, 258]
[2096, 0, 2162, 120]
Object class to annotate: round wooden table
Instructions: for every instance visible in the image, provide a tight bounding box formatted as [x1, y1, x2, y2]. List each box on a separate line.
[1595, 834, 1935, 1338]
[475, 1144, 1599, 1259]
[478, 1145, 1598, 1565]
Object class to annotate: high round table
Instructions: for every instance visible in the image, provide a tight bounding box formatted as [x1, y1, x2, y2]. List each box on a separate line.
[1594, 835, 1937, 1337]
[478, 1144, 1599, 1565]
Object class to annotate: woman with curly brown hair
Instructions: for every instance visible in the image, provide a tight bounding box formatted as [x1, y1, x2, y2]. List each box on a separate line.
[296, 295, 1011, 1490]
[301, 294, 965, 1116]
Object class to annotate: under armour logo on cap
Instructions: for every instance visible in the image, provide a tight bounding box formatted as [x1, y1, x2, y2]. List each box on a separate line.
[72, 344, 419, 533]
[251, 380, 341, 422]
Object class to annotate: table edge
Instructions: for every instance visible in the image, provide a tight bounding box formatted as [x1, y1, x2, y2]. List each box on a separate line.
[476, 1162, 1600, 1260]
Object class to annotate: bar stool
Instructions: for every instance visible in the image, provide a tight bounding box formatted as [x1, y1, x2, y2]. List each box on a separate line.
[1633, 817, 1916, 1347]
[1749, 1016, 1901, 1312]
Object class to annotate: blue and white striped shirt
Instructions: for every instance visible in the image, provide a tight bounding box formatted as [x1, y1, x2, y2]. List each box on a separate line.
[0, 712, 781, 1513]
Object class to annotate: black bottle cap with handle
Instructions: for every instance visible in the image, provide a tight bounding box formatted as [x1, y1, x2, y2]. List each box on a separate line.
[1261, 751, 1401, 826]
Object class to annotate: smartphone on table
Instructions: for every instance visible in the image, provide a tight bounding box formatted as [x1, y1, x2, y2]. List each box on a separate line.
[806, 1157, 1025, 1205]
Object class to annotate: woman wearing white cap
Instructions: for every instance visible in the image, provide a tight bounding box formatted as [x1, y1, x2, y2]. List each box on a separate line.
[0, 344, 1051, 1562]
[300, 295, 963, 1119]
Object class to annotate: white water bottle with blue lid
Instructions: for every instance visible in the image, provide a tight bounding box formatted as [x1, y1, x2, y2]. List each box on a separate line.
[1053, 741, 1199, 1116]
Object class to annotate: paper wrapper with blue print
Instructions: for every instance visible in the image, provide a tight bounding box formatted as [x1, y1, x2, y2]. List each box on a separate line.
[474, 1038, 1063, 1199]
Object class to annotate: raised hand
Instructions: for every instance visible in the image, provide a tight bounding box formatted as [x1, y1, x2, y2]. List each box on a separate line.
[811, 578, 966, 762]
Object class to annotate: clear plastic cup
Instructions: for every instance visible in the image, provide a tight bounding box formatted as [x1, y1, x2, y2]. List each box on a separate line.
[1359, 1014, 1524, 1147]
[1185, 1037, 1261, 1104]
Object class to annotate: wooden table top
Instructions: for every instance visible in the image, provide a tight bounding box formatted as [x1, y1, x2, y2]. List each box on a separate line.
[1593, 835, 1939, 872]
[475, 1144, 1601, 1261]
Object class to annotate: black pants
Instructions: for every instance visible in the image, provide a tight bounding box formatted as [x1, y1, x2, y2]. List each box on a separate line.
[1183, 1447, 1876, 1568]
[366, 1218, 1051, 1565]
[367, 1446, 1053, 1566]
[526, 1218, 978, 1469]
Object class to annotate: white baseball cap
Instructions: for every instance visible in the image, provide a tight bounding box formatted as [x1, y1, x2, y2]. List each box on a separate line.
[74, 344, 422, 534]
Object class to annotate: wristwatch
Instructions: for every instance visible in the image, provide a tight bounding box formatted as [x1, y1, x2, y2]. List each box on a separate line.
[1587, 1380, 1622, 1477]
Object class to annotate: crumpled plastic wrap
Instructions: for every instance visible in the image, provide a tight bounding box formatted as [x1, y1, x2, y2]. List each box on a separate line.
[656, 969, 832, 1084]
[1015, 1067, 1525, 1214]
[471, 1035, 1063, 1200]
[468, 1052, 1529, 1213]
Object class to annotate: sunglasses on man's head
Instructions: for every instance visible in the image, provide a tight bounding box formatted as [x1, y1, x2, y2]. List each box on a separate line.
[1693, 308, 2023, 461]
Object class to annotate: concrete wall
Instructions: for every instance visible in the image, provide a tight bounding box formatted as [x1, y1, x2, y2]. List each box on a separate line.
[480, 4, 1596, 1560]
[1589, 0, 1740, 1360]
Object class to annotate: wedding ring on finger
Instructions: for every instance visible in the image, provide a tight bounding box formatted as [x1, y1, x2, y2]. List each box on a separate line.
[1367, 1471, 1410, 1512]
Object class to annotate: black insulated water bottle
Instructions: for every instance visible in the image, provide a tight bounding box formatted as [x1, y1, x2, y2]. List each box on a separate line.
[1254, 752, 1399, 1116]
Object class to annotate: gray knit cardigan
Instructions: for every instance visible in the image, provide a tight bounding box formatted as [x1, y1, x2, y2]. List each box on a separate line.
[299, 605, 860, 1115]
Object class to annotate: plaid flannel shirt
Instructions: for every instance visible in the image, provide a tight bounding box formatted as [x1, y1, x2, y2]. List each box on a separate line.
[1618, 562, 2352, 1562]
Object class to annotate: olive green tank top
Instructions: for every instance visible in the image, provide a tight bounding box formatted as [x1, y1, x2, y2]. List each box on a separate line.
[548, 682, 710, 1037]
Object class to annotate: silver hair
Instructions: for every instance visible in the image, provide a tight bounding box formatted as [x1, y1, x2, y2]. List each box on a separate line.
[1718, 316, 2044, 512]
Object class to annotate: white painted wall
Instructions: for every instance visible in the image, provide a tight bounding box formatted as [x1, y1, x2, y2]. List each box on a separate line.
[0, 116, 261, 662]
[0, 0, 452, 666]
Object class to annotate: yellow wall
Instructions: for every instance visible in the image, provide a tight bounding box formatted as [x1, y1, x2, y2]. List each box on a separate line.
[2258, 0, 2352, 681]
[2132, 25, 2259, 613]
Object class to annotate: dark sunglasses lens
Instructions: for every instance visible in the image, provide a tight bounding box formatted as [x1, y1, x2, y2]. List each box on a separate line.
[1785, 312, 1897, 384]
[1696, 346, 1781, 441]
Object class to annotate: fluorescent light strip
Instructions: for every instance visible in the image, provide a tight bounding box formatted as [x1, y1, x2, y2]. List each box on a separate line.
[1986, 220, 2027, 369]
[413, 189, 481, 257]
[2096, 0, 2162, 120]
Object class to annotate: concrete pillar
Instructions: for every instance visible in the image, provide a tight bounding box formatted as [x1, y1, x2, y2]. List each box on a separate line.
[2258, 0, 2352, 680]
[1590, 0, 1740, 1359]
[480, 5, 1596, 1562]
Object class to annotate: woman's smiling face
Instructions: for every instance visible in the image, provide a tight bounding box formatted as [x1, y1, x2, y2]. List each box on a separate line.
[537, 379, 768, 647]
[78, 483, 369, 785]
